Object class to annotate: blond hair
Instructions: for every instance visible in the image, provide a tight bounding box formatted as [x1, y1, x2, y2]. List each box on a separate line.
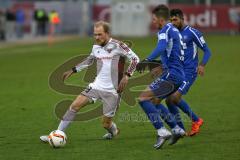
[94, 21, 111, 33]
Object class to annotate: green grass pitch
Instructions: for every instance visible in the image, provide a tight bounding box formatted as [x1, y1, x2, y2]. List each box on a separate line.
[0, 35, 240, 160]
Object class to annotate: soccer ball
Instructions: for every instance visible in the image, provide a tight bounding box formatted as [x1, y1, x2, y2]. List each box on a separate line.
[48, 130, 67, 148]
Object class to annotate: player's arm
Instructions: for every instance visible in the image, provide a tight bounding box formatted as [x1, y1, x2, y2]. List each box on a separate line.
[72, 55, 95, 73]
[198, 44, 211, 76]
[118, 42, 140, 77]
[118, 42, 140, 93]
[136, 33, 166, 73]
[191, 29, 211, 76]
[63, 53, 95, 81]
[147, 33, 167, 61]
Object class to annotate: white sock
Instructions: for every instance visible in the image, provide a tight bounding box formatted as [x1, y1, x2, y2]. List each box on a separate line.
[172, 125, 185, 136]
[57, 108, 77, 131]
[172, 125, 181, 132]
[106, 122, 118, 136]
[157, 127, 171, 137]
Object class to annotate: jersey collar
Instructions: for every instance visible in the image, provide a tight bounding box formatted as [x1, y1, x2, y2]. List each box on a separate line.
[182, 25, 189, 31]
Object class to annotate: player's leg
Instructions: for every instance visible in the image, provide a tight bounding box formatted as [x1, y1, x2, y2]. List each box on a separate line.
[177, 78, 203, 136]
[139, 87, 167, 131]
[166, 91, 186, 145]
[165, 89, 185, 131]
[177, 99, 203, 136]
[102, 116, 120, 139]
[57, 94, 90, 131]
[40, 94, 90, 142]
[138, 80, 174, 149]
[101, 91, 120, 139]
[152, 98, 180, 130]
[56, 87, 98, 132]
[40, 87, 97, 143]
[165, 103, 185, 130]
[154, 91, 185, 139]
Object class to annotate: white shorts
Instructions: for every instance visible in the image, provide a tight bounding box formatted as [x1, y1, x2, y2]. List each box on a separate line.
[81, 87, 121, 117]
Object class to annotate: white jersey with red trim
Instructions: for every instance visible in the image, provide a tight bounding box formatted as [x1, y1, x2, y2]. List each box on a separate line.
[75, 38, 139, 93]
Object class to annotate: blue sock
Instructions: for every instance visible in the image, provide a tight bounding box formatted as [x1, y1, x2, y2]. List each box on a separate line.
[139, 100, 164, 129]
[155, 104, 176, 129]
[177, 99, 199, 122]
[167, 103, 185, 130]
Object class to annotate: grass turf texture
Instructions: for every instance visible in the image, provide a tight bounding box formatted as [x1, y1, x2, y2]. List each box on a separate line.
[0, 35, 239, 160]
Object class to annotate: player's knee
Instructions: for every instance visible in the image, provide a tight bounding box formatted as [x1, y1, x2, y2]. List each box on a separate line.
[71, 98, 82, 111]
[138, 92, 151, 102]
[165, 97, 172, 106]
[175, 97, 181, 104]
[138, 96, 146, 102]
[166, 96, 175, 106]
[166, 96, 180, 106]
[71, 95, 88, 111]
[172, 97, 180, 105]
[151, 98, 161, 105]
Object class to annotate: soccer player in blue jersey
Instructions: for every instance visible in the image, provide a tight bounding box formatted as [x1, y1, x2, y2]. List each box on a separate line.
[166, 8, 211, 136]
[138, 5, 186, 149]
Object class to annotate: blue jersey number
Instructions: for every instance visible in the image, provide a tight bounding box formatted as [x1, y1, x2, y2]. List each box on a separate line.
[178, 33, 185, 61]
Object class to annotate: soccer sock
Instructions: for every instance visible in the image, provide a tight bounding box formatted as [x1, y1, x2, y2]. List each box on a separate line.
[139, 100, 163, 129]
[57, 108, 77, 131]
[155, 104, 177, 129]
[106, 122, 118, 135]
[167, 103, 185, 130]
[177, 99, 199, 122]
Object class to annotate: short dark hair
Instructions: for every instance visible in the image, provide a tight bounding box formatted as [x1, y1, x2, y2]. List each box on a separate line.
[94, 21, 111, 33]
[152, 4, 170, 20]
[170, 9, 184, 19]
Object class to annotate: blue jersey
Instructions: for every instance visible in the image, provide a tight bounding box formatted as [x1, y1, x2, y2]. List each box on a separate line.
[147, 23, 185, 79]
[180, 25, 211, 75]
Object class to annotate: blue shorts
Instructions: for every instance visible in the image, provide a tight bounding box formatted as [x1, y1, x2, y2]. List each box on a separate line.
[178, 72, 197, 95]
[149, 72, 185, 99]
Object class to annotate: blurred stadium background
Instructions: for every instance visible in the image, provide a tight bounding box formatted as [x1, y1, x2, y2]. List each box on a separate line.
[0, 0, 240, 160]
[0, 0, 240, 42]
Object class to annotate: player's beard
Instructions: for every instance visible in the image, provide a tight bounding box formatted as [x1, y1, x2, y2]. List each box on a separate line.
[179, 23, 184, 30]
[95, 39, 105, 46]
[99, 40, 108, 46]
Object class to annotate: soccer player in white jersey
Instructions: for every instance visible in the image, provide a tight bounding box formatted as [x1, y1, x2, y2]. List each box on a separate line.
[40, 21, 139, 142]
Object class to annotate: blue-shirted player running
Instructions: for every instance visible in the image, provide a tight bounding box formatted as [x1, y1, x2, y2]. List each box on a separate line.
[138, 5, 186, 149]
[166, 8, 211, 136]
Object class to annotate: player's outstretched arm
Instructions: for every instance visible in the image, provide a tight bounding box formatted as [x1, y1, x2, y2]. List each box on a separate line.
[62, 54, 95, 81]
[147, 33, 167, 61]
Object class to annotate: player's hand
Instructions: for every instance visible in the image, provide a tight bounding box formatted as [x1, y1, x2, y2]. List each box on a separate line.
[150, 66, 162, 78]
[62, 70, 74, 81]
[136, 59, 162, 73]
[117, 75, 129, 93]
[197, 65, 205, 76]
[148, 60, 162, 71]
[136, 59, 149, 73]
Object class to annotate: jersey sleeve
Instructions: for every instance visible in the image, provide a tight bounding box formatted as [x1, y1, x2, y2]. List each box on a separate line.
[190, 28, 211, 66]
[74, 47, 96, 72]
[118, 42, 140, 76]
[147, 32, 167, 60]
